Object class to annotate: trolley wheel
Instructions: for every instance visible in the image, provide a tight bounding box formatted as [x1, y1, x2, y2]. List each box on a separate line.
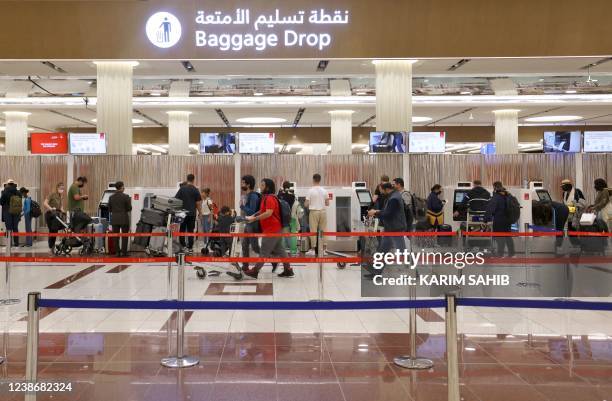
[64, 246, 72, 255]
[201, 248, 210, 256]
[196, 268, 206, 279]
[54, 246, 62, 256]
[337, 262, 347, 269]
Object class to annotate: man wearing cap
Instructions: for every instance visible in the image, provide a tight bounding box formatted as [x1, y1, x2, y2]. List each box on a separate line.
[561, 179, 586, 230]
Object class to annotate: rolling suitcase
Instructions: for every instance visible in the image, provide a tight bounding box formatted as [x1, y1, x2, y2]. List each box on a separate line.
[147, 227, 181, 256]
[133, 221, 153, 248]
[578, 222, 608, 254]
[90, 217, 108, 252]
[141, 208, 167, 226]
[437, 224, 453, 247]
[151, 196, 183, 212]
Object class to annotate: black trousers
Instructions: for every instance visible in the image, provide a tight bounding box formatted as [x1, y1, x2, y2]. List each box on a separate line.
[112, 224, 130, 254]
[179, 215, 196, 248]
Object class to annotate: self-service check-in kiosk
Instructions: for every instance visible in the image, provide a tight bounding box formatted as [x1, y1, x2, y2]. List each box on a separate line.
[443, 181, 475, 232]
[506, 181, 555, 232]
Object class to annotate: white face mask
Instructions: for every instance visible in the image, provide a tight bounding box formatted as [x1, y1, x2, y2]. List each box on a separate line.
[58, 189, 64, 194]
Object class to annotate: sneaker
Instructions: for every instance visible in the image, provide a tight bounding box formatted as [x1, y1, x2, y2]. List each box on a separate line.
[243, 269, 259, 279]
[305, 249, 316, 256]
[226, 271, 243, 281]
[277, 270, 295, 278]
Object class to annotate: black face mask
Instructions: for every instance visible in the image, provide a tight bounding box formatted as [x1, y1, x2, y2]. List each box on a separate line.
[241, 186, 248, 191]
[78, 183, 84, 188]
[561, 184, 572, 192]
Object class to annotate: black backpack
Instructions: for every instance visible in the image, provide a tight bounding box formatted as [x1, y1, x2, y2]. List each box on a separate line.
[30, 200, 42, 218]
[276, 197, 292, 228]
[411, 194, 428, 220]
[505, 194, 521, 224]
[401, 191, 414, 225]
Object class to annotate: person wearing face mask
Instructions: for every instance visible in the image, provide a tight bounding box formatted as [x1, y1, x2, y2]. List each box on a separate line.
[587, 178, 612, 232]
[426, 184, 445, 228]
[44, 182, 66, 254]
[561, 179, 586, 230]
[238, 175, 262, 272]
[67, 176, 89, 216]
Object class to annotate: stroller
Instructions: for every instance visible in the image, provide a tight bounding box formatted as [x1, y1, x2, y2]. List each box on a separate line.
[52, 210, 95, 256]
[195, 217, 245, 280]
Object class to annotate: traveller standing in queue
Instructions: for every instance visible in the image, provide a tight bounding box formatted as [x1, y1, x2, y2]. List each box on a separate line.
[108, 181, 132, 257]
[426, 184, 445, 228]
[372, 175, 390, 211]
[67, 176, 89, 216]
[365, 182, 407, 278]
[484, 181, 516, 257]
[561, 178, 586, 230]
[454, 180, 491, 218]
[305, 173, 329, 255]
[587, 178, 611, 232]
[239, 175, 262, 271]
[278, 181, 297, 253]
[44, 182, 65, 254]
[19, 187, 33, 247]
[174, 174, 202, 254]
[0, 181, 21, 247]
[228, 178, 294, 280]
[200, 188, 213, 235]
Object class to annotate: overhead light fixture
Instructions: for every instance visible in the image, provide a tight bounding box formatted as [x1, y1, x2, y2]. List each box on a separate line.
[150, 92, 162, 96]
[41, 61, 67, 73]
[565, 90, 577, 94]
[253, 92, 264, 96]
[524, 115, 583, 123]
[493, 109, 521, 113]
[236, 117, 287, 124]
[92, 61, 139, 67]
[91, 118, 144, 124]
[412, 116, 432, 123]
[468, 113, 474, 120]
[293, 107, 306, 128]
[460, 91, 472, 95]
[316, 60, 329, 72]
[448, 59, 471, 71]
[181, 61, 196, 72]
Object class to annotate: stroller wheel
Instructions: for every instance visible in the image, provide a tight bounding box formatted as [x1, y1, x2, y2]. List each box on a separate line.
[201, 248, 210, 256]
[196, 268, 206, 279]
[64, 246, 72, 255]
[54, 246, 62, 256]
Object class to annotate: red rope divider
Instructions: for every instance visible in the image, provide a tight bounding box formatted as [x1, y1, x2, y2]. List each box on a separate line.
[0, 256, 173, 263]
[460, 231, 562, 237]
[9, 232, 165, 238]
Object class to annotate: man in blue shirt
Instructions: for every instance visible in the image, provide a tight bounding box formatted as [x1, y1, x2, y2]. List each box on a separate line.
[239, 175, 262, 271]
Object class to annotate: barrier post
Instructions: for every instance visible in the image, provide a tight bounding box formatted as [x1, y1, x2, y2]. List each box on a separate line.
[166, 214, 174, 300]
[394, 281, 433, 369]
[25, 292, 40, 383]
[161, 253, 199, 368]
[445, 293, 460, 401]
[310, 230, 330, 302]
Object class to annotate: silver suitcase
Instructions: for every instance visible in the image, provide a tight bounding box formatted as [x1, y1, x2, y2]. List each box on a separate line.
[146, 227, 181, 256]
[300, 236, 311, 253]
[152, 196, 183, 212]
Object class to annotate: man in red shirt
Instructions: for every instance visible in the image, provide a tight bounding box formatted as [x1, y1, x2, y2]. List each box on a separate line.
[228, 178, 294, 280]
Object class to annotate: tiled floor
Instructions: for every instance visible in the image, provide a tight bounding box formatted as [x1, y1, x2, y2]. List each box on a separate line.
[0, 243, 611, 399]
[2, 332, 612, 401]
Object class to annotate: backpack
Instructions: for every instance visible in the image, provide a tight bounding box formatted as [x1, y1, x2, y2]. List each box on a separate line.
[9, 194, 22, 215]
[505, 194, 521, 224]
[401, 190, 414, 225]
[30, 200, 42, 218]
[277, 197, 292, 228]
[411, 194, 428, 221]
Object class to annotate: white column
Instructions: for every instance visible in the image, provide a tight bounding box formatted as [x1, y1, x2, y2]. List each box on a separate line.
[374, 60, 414, 132]
[167, 111, 191, 155]
[329, 110, 353, 155]
[3, 111, 30, 155]
[95, 61, 136, 155]
[493, 109, 520, 154]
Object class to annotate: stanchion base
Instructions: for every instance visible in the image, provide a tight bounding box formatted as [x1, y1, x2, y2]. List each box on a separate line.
[309, 299, 333, 302]
[0, 299, 20, 306]
[160, 356, 199, 368]
[393, 356, 434, 370]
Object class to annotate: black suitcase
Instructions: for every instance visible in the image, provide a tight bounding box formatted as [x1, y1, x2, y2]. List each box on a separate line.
[151, 196, 183, 212]
[437, 224, 453, 246]
[140, 208, 167, 227]
[133, 221, 153, 247]
[578, 222, 608, 254]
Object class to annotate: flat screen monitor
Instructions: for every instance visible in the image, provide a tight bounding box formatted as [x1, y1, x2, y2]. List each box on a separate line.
[536, 190, 552, 202]
[100, 190, 116, 205]
[238, 132, 275, 154]
[408, 132, 446, 153]
[69, 132, 107, 154]
[199, 133, 236, 154]
[480, 143, 496, 155]
[369, 132, 406, 153]
[583, 131, 612, 153]
[31, 132, 69, 154]
[543, 131, 581, 153]
[356, 190, 373, 205]
[454, 191, 468, 204]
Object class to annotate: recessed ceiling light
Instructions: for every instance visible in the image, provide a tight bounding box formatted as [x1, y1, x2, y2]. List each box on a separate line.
[565, 90, 577, 94]
[524, 115, 583, 123]
[236, 117, 286, 124]
[253, 93, 264, 96]
[150, 92, 162, 96]
[92, 118, 144, 124]
[412, 116, 432, 123]
[460, 91, 472, 95]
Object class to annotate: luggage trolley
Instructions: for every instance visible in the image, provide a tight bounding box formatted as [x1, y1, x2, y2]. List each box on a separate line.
[351, 216, 380, 268]
[462, 198, 492, 251]
[195, 220, 246, 279]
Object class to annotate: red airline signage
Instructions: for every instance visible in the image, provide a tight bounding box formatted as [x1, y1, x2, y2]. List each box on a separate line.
[31, 132, 69, 154]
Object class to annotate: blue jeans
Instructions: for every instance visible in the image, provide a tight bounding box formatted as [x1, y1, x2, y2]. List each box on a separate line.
[24, 214, 32, 246]
[201, 214, 212, 233]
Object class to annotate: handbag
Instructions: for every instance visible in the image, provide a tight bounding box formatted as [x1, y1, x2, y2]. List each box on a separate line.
[579, 212, 597, 226]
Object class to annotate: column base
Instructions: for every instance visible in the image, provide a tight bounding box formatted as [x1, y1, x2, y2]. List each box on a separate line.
[393, 356, 434, 370]
[160, 356, 200, 368]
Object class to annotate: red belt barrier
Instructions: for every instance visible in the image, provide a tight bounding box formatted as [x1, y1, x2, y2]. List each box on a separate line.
[186, 256, 362, 264]
[9, 232, 165, 238]
[567, 231, 612, 237]
[0, 256, 173, 263]
[461, 231, 562, 237]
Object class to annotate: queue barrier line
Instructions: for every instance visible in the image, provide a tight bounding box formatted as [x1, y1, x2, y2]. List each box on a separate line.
[9, 232, 165, 238]
[0, 256, 174, 263]
[456, 297, 612, 311]
[36, 298, 448, 310]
